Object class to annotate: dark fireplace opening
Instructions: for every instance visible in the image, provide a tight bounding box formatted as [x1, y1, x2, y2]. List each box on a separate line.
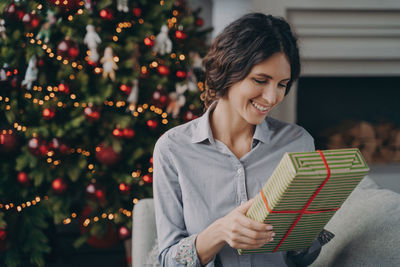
[297, 76, 400, 164]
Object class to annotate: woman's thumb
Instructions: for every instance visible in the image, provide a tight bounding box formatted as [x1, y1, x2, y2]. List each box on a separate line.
[236, 198, 255, 214]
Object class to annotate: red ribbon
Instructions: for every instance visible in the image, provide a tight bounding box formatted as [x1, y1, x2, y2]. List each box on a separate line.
[261, 150, 340, 252]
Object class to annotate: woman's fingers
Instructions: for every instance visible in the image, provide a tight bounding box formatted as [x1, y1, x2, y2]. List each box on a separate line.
[233, 224, 274, 241]
[226, 232, 274, 249]
[235, 210, 273, 232]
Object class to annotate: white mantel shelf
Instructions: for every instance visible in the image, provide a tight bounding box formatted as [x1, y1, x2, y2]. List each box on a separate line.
[285, 2, 400, 76]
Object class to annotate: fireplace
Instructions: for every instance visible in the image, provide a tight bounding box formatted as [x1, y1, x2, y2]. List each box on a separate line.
[296, 76, 400, 164]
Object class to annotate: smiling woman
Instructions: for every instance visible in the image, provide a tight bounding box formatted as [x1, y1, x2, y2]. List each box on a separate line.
[153, 13, 330, 267]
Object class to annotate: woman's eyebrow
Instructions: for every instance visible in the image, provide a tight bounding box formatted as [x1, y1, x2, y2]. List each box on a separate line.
[254, 73, 290, 81]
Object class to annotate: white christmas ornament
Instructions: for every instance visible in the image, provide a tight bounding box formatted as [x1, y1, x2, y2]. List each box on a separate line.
[0, 19, 6, 39]
[0, 64, 8, 81]
[84, 25, 101, 62]
[166, 83, 187, 118]
[100, 46, 118, 81]
[117, 0, 129, 13]
[127, 79, 139, 106]
[84, 0, 93, 13]
[22, 55, 38, 90]
[153, 25, 172, 55]
[36, 10, 56, 43]
[186, 70, 199, 92]
[189, 51, 204, 70]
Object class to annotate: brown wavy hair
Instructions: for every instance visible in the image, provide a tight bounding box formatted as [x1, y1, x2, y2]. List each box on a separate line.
[200, 13, 301, 109]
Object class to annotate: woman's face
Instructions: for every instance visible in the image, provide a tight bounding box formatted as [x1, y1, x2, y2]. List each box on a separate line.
[224, 52, 291, 125]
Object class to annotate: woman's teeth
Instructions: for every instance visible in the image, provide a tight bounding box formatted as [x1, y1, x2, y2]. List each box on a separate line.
[251, 100, 268, 112]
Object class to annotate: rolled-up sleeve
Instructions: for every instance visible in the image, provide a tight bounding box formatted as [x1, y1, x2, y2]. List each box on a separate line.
[153, 135, 202, 267]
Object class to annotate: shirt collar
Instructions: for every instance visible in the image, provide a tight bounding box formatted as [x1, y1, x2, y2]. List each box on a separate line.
[191, 101, 217, 144]
[191, 101, 272, 144]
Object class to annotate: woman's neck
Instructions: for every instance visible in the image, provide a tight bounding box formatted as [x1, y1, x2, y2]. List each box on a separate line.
[209, 99, 255, 148]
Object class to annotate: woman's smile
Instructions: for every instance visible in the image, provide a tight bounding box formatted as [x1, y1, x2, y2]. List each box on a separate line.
[250, 99, 270, 114]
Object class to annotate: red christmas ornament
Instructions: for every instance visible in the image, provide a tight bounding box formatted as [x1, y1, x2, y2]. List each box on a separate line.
[119, 183, 131, 194]
[95, 144, 121, 166]
[79, 206, 119, 249]
[196, 18, 204, 27]
[59, 143, 70, 155]
[99, 8, 114, 20]
[157, 65, 170, 76]
[0, 229, 6, 241]
[143, 37, 154, 47]
[57, 39, 79, 60]
[37, 58, 45, 67]
[84, 106, 100, 121]
[17, 172, 30, 186]
[0, 131, 19, 153]
[112, 128, 124, 138]
[0, 228, 6, 252]
[58, 82, 70, 94]
[175, 30, 187, 40]
[22, 13, 40, 29]
[132, 7, 142, 17]
[43, 108, 56, 120]
[39, 143, 48, 157]
[95, 188, 106, 202]
[119, 84, 131, 95]
[149, 157, 153, 164]
[184, 111, 199, 122]
[118, 226, 131, 240]
[123, 128, 135, 139]
[147, 120, 158, 130]
[142, 174, 152, 184]
[87, 61, 97, 67]
[52, 178, 67, 194]
[176, 70, 187, 79]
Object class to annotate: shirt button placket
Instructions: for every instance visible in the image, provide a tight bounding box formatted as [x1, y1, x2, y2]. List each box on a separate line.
[236, 164, 247, 205]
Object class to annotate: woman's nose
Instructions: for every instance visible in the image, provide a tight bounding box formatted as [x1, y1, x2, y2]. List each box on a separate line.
[262, 85, 278, 104]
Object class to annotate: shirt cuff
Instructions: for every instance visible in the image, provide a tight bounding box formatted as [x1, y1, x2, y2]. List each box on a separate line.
[173, 234, 202, 267]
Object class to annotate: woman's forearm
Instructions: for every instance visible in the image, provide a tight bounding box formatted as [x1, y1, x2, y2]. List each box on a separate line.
[195, 218, 226, 266]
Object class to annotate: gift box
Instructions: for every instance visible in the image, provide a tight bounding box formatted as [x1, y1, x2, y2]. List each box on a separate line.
[238, 148, 369, 254]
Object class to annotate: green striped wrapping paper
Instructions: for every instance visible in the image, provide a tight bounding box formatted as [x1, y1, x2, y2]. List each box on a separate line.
[238, 148, 369, 254]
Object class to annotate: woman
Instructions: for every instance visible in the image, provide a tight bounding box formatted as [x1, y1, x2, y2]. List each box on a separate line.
[153, 13, 332, 267]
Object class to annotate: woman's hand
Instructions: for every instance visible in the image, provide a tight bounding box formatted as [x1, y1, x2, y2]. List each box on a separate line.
[218, 198, 275, 250]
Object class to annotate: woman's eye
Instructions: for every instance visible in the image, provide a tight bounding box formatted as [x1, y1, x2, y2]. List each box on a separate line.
[278, 83, 287, 88]
[254, 79, 266, 84]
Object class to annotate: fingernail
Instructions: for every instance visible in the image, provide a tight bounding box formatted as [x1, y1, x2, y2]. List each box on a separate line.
[270, 238, 274, 242]
[271, 232, 276, 237]
[266, 225, 273, 230]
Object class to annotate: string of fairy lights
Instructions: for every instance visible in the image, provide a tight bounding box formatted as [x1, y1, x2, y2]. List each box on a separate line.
[0, 194, 135, 228]
[0, 196, 47, 213]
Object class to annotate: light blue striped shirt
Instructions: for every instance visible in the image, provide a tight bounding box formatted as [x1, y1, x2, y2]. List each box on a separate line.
[153, 101, 319, 267]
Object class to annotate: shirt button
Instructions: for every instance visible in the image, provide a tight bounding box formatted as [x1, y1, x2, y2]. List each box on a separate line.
[237, 169, 242, 174]
[240, 200, 246, 205]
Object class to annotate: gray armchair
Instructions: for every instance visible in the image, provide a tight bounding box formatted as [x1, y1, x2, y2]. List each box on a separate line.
[132, 176, 400, 267]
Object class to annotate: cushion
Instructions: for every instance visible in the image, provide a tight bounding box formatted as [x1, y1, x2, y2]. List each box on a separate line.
[132, 198, 158, 267]
[311, 176, 400, 266]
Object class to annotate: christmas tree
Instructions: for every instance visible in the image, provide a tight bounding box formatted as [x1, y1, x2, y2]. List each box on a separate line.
[0, 0, 211, 266]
